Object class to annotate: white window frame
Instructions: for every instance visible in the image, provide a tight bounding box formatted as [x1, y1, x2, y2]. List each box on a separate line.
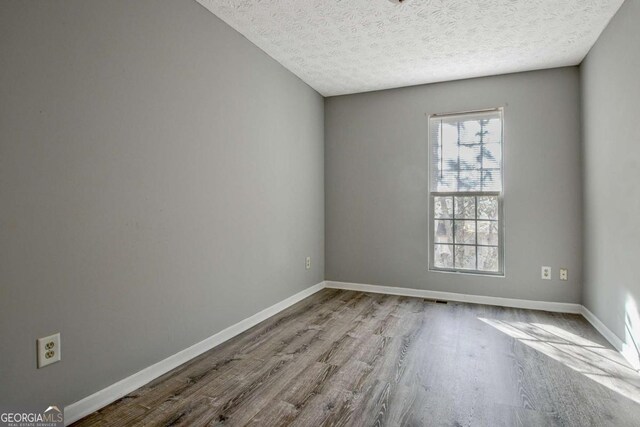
[427, 108, 505, 277]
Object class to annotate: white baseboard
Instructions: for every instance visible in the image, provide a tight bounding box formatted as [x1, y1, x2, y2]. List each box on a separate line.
[64, 281, 326, 425]
[581, 306, 640, 371]
[580, 306, 624, 349]
[325, 281, 582, 313]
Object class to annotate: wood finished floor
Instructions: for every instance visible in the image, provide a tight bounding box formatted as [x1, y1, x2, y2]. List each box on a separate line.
[73, 289, 640, 426]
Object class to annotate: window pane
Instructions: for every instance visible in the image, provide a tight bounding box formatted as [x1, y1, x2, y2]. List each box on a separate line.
[459, 145, 481, 170]
[434, 220, 453, 243]
[454, 196, 475, 219]
[458, 170, 482, 191]
[477, 221, 499, 246]
[478, 247, 499, 272]
[435, 170, 457, 192]
[441, 125, 458, 169]
[482, 118, 502, 143]
[482, 143, 501, 169]
[459, 120, 482, 145]
[434, 244, 454, 269]
[455, 245, 476, 270]
[477, 196, 498, 220]
[481, 170, 501, 191]
[454, 220, 476, 244]
[430, 112, 502, 193]
[434, 196, 453, 219]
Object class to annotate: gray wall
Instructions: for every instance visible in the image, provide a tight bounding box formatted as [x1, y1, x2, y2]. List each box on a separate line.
[325, 68, 582, 303]
[581, 0, 640, 357]
[0, 0, 324, 409]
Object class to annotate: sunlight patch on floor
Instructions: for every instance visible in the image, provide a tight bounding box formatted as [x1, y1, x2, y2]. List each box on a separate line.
[479, 317, 640, 404]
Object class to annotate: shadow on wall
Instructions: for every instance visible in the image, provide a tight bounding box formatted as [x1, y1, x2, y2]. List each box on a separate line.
[479, 317, 640, 404]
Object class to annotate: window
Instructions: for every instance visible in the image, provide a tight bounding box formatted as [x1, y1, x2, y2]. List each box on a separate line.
[428, 109, 504, 275]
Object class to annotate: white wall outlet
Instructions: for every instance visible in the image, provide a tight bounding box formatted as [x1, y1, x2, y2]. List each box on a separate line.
[541, 266, 552, 280]
[37, 333, 61, 368]
[560, 268, 568, 281]
[305, 256, 311, 270]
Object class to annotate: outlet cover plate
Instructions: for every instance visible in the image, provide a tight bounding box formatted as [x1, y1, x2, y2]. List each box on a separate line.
[541, 266, 552, 280]
[37, 333, 61, 368]
[560, 268, 568, 281]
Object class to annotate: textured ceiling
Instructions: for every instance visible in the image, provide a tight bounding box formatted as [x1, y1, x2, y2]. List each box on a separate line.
[195, 0, 624, 96]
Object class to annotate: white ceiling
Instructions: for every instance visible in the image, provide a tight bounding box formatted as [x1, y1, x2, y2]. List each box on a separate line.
[196, 0, 624, 97]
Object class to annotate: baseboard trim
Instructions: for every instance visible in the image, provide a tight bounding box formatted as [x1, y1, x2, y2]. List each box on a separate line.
[581, 306, 640, 371]
[580, 306, 624, 349]
[64, 281, 326, 425]
[325, 281, 582, 313]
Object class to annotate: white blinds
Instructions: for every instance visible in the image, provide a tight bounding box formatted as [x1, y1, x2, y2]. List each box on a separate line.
[430, 110, 503, 193]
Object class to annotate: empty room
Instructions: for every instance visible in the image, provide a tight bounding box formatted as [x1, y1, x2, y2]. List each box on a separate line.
[1, 0, 639, 426]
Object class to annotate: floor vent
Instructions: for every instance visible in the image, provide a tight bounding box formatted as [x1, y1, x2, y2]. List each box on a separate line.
[424, 298, 449, 304]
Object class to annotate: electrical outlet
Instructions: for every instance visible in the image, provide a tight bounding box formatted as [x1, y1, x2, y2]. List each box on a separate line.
[37, 333, 61, 368]
[541, 266, 551, 280]
[305, 256, 311, 270]
[560, 268, 568, 281]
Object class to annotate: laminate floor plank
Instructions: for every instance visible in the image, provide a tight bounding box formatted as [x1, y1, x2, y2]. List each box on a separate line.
[143, 292, 382, 426]
[72, 289, 640, 427]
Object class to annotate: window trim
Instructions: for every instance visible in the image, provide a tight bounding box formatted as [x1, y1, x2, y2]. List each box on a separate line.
[427, 108, 506, 277]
